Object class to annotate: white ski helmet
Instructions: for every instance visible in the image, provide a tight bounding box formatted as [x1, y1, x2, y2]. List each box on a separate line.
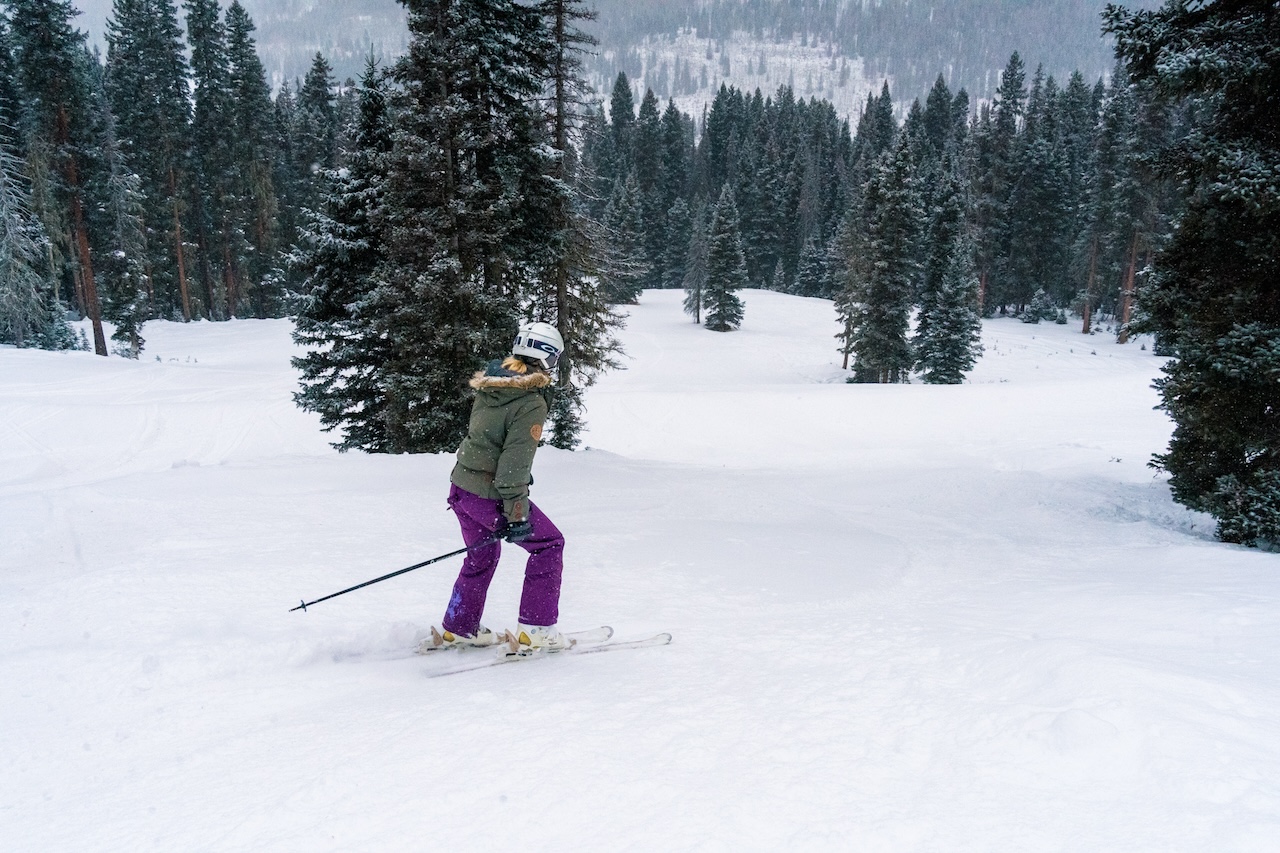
[512, 321, 564, 370]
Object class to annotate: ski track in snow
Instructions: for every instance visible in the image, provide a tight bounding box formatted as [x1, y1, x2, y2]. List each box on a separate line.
[3, 290, 1279, 851]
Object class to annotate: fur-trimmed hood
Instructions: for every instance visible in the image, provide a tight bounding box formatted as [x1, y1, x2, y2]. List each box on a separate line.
[469, 357, 552, 391]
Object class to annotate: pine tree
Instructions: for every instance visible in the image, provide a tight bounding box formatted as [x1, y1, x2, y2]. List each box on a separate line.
[606, 72, 634, 187]
[632, 88, 664, 287]
[602, 172, 646, 304]
[294, 52, 337, 210]
[0, 17, 20, 146]
[658, 97, 687, 220]
[702, 185, 746, 331]
[662, 196, 690, 289]
[847, 137, 921, 383]
[0, 142, 72, 348]
[292, 58, 394, 451]
[979, 52, 1027, 313]
[682, 199, 707, 323]
[184, 0, 233, 319]
[8, 0, 108, 354]
[88, 80, 148, 356]
[104, 0, 192, 320]
[534, 0, 620, 450]
[921, 74, 955, 158]
[917, 160, 965, 348]
[1022, 288, 1055, 324]
[1107, 0, 1280, 546]
[792, 238, 827, 297]
[916, 232, 982, 384]
[224, 1, 280, 318]
[297, 53, 337, 165]
[1005, 69, 1070, 312]
[362, 0, 550, 453]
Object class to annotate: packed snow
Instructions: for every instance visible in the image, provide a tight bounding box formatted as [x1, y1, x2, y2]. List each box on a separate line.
[3, 290, 1279, 851]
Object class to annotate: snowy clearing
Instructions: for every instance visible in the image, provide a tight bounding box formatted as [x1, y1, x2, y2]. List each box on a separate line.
[3, 290, 1279, 851]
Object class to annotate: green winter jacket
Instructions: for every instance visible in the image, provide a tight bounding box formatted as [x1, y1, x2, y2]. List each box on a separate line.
[450, 358, 551, 522]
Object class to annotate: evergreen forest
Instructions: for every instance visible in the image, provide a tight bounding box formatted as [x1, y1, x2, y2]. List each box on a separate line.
[0, 0, 356, 356]
[1, 0, 1277, 547]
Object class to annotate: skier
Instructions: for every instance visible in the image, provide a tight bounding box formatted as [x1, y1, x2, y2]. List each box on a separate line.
[428, 321, 572, 652]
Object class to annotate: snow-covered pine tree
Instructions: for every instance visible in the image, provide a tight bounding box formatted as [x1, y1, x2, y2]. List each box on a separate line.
[702, 184, 746, 331]
[294, 53, 337, 212]
[8, 0, 108, 354]
[602, 172, 646, 304]
[364, 0, 549, 453]
[224, 1, 281, 318]
[184, 0, 233, 319]
[662, 196, 690, 289]
[104, 0, 192, 321]
[682, 198, 708, 323]
[965, 53, 1026, 315]
[88, 82, 149, 357]
[833, 184, 871, 372]
[1076, 64, 1144, 331]
[921, 75, 957, 159]
[658, 98, 688, 227]
[917, 158, 964, 350]
[916, 232, 982, 384]
[291, 57, 393, 451]
[633, 88, 664, 289]
[1106, 0, 1280, 546]
[1022, 288, 1055, 324]
[269, 81, 302, 296]
[0, 18, 20, 142]
[848, 136, 921, 383]
[606, 72, 635, 189]
[792, 237, 826, 297]
[0, 141, 73, 348]
[534, 0, 621, 450]
[770, 258, 787, 293]
[1005, 67, 1071, 313]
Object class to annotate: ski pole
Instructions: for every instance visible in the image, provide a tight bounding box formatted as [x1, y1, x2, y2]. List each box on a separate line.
[290, 533, 500, 612]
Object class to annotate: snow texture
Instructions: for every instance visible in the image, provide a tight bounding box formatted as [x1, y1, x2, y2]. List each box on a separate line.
[3, 289, 1279, 850]
[597, 30, 878, 125]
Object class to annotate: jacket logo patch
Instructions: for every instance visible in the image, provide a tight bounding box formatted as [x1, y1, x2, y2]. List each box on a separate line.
[530, 424, 543, 441]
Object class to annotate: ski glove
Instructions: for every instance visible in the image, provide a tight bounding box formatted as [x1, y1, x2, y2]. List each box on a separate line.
[503, 519, 533, 543]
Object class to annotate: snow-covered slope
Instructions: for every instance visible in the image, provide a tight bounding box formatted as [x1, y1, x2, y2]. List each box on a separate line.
[4, 291, 1279, 851]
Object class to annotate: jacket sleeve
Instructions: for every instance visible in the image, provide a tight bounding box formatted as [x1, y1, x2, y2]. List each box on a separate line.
[494, 396, 547, 522]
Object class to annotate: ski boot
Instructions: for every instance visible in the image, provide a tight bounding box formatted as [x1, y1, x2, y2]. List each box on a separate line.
[419, 624, 505, 653]
[513, 623, 574, 653]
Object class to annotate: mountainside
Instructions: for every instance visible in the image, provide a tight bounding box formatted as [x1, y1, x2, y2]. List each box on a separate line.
[588, 0, 1127, 113]
[72, 0, 1133, 110]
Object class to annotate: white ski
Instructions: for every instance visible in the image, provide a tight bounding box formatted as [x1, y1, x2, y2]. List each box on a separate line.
[425, 630, 672, 678]
[416, 625, 613, 655]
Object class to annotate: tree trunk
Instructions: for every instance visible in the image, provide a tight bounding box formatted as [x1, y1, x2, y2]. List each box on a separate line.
[1117, 231, 1139, 344]
[196, 222, 216, 320]
[169, 166, 192, 321]
[58, 106, 106, 356]
[1082, 234, 1097, 334]
[70, 191, 107, 355]
[222, 226, 237, 319]
[552, 0, 570, 390]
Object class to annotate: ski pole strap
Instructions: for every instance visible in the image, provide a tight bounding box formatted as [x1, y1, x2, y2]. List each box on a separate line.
[290, 533, 501, 612]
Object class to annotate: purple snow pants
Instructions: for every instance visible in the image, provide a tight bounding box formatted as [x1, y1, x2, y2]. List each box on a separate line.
[441, 483, 564, 636]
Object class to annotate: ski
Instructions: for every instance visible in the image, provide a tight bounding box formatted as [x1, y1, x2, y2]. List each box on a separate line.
[425, 631, 672, 678]
[415, 625, 613, 655]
